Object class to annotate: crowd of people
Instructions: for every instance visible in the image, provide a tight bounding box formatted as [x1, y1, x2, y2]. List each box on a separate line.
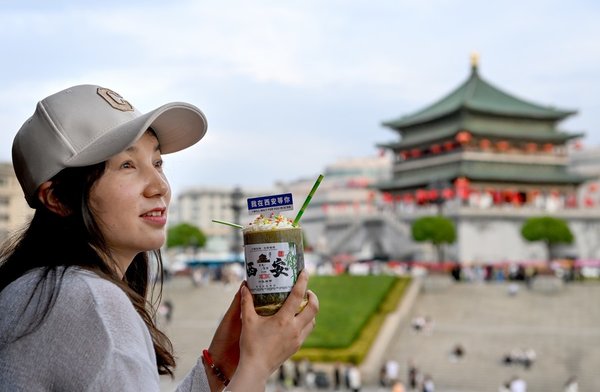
[270, 356, 580, 392]
[450, 263, 540, 284]
[274, 359, 362, 391]
[502, 348, 537, 369]
[273, 358, 438, 392]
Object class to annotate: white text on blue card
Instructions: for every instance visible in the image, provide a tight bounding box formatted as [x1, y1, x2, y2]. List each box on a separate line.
[247, 193, 294, 215]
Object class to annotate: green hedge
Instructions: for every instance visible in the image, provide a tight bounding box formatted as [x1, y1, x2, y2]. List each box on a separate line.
[293, 274, 410, 364]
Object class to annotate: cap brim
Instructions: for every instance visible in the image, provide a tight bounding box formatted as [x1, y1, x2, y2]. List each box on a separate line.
[67, 102, 207, 167]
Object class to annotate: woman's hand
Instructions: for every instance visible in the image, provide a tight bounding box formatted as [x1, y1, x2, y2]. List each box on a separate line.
[205, 282, 243, 391]
[227, 270, 319, 391]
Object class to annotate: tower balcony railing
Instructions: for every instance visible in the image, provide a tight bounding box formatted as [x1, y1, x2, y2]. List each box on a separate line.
[394, 149, 569, 172]
[389, 198, 600, 220]
[302, 196, 600, 224]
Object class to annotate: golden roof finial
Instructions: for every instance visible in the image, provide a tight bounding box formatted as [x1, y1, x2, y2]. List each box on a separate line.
[470, 51, 480, 70]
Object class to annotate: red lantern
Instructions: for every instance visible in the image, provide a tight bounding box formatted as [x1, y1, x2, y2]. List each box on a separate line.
[497, 140, 510, 151]
[455, 131, 472, 144]
[411, 148, 422, 158]
[444, 141, 455, 151]
[430, 144, 442, 154]
[455, 177, 470, 188]
[525, 143, 537, 153]
[382, 192, 394, 203]
[480, 139, 491, 149]
[416, 189, 428, 203]
[511, 193, 522, 205]
[543, 143, 554, 152]
[492, 190, 502, 204]
[442, 188, 455, 199]
[428, 189, 439, 200]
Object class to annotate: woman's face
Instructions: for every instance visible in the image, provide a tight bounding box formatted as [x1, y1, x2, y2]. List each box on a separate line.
[90, 131, 171, 270]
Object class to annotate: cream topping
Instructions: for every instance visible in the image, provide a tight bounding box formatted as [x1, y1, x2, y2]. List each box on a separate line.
[243, 213, 296, 232]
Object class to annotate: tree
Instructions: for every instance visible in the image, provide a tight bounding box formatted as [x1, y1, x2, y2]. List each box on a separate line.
[411, 216, 456, 263]
[520, 216, 574, 262]
[167, 223, 207, 251]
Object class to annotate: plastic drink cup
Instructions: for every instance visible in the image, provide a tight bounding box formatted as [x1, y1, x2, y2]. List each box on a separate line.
[243, 216, 308, 316]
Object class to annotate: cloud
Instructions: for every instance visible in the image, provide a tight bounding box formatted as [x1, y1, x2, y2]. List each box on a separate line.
[2, 0, 600, 195]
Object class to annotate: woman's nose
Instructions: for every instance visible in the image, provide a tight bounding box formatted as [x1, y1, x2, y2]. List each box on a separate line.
[145, 169, 170, 198]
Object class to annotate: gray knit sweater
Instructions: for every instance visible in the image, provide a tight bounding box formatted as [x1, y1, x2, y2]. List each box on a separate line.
[0, 267, 210, 391]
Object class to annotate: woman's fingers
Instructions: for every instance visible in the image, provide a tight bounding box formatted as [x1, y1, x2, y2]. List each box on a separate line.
[234, 273, 319, 383]
[222, 281, 243, 320]
[207, 282, 245, 381]
[295, 289, 319, 325]
[240, 284, 257, 320]
[278, 270, 309, 317]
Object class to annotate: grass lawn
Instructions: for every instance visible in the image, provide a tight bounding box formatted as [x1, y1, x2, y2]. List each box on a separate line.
[294, 274, 410, 363]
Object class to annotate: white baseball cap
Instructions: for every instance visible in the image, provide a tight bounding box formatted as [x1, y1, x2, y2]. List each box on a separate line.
[12, 84, 207, 207]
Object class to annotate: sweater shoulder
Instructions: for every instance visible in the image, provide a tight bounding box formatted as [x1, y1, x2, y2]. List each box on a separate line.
[0, 268, 146, 346]
[0, 268, 158, 390]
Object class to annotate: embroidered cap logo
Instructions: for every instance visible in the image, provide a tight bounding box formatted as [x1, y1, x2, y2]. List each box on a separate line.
[96, 87, 134, 112]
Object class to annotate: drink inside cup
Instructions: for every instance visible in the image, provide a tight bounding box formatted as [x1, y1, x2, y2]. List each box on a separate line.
[243, 214, 308, 316]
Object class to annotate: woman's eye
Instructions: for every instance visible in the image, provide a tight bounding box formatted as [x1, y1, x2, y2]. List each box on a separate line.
[120, 161, 134, 169]
[155, 159, 164, 168]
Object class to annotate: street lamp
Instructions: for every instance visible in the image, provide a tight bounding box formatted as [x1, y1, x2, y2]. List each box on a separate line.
[230, 186, 244, 259]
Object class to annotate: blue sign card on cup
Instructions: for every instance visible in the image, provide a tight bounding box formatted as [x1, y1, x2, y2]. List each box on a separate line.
[247, 193, 294, 215]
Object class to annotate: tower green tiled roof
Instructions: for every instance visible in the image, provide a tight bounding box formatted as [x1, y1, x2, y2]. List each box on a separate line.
[375, 161, 589, 191]
[383, 61, 576, 129]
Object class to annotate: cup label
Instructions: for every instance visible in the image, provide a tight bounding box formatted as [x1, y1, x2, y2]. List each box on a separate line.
[244, 242, 299, 294]
[246, 193, 294, 215]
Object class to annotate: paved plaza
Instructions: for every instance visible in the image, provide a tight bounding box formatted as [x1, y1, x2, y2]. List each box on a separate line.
[158, 274, 600, 391]
[382, 277, 600, 391]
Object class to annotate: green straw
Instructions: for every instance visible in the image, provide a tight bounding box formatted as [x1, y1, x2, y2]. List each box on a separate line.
[293, 174, 324, 227]
[212, 219, 243, 229]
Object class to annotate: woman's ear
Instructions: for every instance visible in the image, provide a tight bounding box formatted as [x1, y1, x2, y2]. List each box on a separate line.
[37, 181, 70, 216]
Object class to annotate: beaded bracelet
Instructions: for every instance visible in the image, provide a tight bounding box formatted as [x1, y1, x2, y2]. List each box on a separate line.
[202, 349, 230, 386]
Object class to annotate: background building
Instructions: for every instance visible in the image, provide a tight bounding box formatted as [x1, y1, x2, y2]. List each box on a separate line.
[278, 154, 416, 260]
[374, 57, 600, 263]
[172, 185, 279, 254]
[0, 163, 32, 241]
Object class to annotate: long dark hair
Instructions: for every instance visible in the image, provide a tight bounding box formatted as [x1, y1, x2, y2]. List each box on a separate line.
[0, 162, 175, 375]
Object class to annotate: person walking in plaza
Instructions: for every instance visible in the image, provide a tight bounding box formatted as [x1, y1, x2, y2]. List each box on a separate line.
[408, 360, 419, 390]
[563, 376, 578, 392]
[385, 359, 400, 385]
[0, 84, 319, 391]
[498, 380, 511, 392]
[347, 363, 362, 392]
[333, 361, 343, 390]
[421, 374, 435, 392]
[509, 375, 527, 392]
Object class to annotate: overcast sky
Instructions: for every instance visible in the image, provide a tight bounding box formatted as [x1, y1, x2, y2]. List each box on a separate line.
[2, 0, 599, 197]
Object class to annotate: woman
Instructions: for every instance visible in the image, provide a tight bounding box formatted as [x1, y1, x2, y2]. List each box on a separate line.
[0, 84, 319, 391]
